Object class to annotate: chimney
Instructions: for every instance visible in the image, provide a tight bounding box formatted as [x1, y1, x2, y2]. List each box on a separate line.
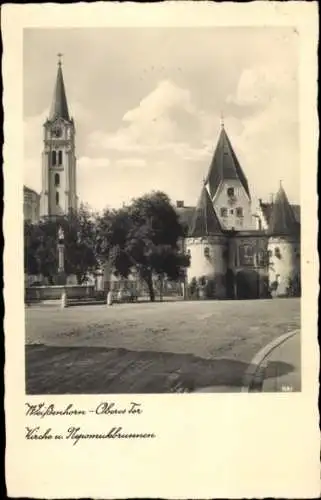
[176, 200, 184, 208]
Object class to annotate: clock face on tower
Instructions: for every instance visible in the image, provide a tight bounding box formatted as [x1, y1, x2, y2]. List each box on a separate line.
[52, 127, 62, 138]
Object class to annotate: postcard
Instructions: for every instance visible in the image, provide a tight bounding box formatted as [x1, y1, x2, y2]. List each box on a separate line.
[3, 2, 319, 498]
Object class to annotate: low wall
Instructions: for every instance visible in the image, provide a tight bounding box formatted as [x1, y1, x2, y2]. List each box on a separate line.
[25, 284, 96, 301]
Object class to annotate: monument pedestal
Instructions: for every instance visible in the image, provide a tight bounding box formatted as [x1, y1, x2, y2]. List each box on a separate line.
[56, 272, 66, 286]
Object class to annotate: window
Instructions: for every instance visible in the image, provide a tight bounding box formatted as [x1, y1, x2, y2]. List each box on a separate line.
[230, 209, 234, 215]
[236, 207, 243, 217]
[51, 151, 56, 166]
[220, 207, 228, 217]
[58, 150, 63, 166]
[239, 245, 254, 266]
[227, 187, 235, 197]
[56, 192, 59, 205]
[275, 247, 281, 258]
[204, 246, 210, 258]
[54, 173, 60, 187]
[257, 249, 266, 267]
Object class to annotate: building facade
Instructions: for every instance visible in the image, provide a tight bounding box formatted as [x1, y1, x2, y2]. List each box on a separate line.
[180, 124, 301, 299]
[23, 186, 40, 224]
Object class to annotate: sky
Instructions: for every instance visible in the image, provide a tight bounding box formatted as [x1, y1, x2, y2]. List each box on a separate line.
[23, 27, 300, 212]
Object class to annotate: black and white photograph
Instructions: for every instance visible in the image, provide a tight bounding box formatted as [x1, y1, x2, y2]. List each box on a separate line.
[23, 26, 302, 395]
[3, 3, 319, 499]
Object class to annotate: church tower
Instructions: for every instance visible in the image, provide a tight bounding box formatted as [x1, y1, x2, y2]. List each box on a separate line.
[205, 123, 253, 230]
[40, 56, 78, 219]
[267, 183, 300, 297]
[186, 186, 228, 299]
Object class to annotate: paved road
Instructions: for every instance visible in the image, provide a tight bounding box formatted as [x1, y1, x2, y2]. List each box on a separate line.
[262, 332, 301, 392]
[25, 298, 301, 394]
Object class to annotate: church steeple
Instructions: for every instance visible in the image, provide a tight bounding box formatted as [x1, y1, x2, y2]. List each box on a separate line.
[268, 183, 299, 236]
[188, 186, 222, 237]
[49, 54, 70, 121]
[40, 55, 78, 219]
[205, 126, 250, 200]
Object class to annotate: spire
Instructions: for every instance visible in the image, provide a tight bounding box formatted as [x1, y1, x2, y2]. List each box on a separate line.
[188, 186, 222, 237]
[205, 126, 250, 200]
[268, 184, 299, 236]
[220, 111, 224, 128]
[49, 54, 70, 121]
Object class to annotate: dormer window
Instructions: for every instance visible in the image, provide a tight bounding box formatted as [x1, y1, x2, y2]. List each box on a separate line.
[227, 187, 235, 197]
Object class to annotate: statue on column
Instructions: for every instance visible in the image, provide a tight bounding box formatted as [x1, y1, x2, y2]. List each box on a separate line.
[57, 225, 66, 285]
[58, 226, 64, 244]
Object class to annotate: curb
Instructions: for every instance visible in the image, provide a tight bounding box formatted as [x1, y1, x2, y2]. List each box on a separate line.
[242, 329, 300, 393]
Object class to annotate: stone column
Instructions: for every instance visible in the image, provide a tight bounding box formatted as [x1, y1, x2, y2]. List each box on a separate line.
[57, 226, 66, 286]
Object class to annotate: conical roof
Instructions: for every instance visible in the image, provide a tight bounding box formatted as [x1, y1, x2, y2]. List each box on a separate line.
[268, 184, 300, 236]
[49, 62, 70, 121]
[205, 126, 250, 199]
[188, 186, 222, 237]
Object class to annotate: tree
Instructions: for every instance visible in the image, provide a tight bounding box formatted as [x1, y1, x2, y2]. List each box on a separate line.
[63, 204, 99, 283]
[97, 191, 190, 301]
[24, 203, 99, 284]
[24, 220, 58, 284]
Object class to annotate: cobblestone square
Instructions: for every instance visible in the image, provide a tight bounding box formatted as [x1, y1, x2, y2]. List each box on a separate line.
[25, 298, 300, 394]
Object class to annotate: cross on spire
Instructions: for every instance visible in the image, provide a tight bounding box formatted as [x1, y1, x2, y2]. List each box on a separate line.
[220, 111, 224, 128]
[57, 53, 63, 66]
[49, 54, 70, 120]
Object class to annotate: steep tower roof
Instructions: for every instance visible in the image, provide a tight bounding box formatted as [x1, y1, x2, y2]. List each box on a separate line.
[268, 184, 300, 236]
[188, 186, 223, 237]
[49, 58, 70, 121]
[205, 125, 250, 199]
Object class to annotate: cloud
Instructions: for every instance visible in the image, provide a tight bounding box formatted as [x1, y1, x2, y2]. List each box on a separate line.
[216, 56, 299, 204]
[227, 64, 297, 112]
[78, 156, 110, 170]
[115, 158, 147, 168]
[23, 29, 300, 210]
[87, 79, 209, 157]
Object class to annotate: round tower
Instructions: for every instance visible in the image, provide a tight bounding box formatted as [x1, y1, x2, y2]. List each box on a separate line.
[186, 187, 227, 299]
[267, 184, 300, 297]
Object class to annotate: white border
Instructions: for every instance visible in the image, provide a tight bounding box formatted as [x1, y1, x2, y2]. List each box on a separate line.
[3, 2, 320, 498]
